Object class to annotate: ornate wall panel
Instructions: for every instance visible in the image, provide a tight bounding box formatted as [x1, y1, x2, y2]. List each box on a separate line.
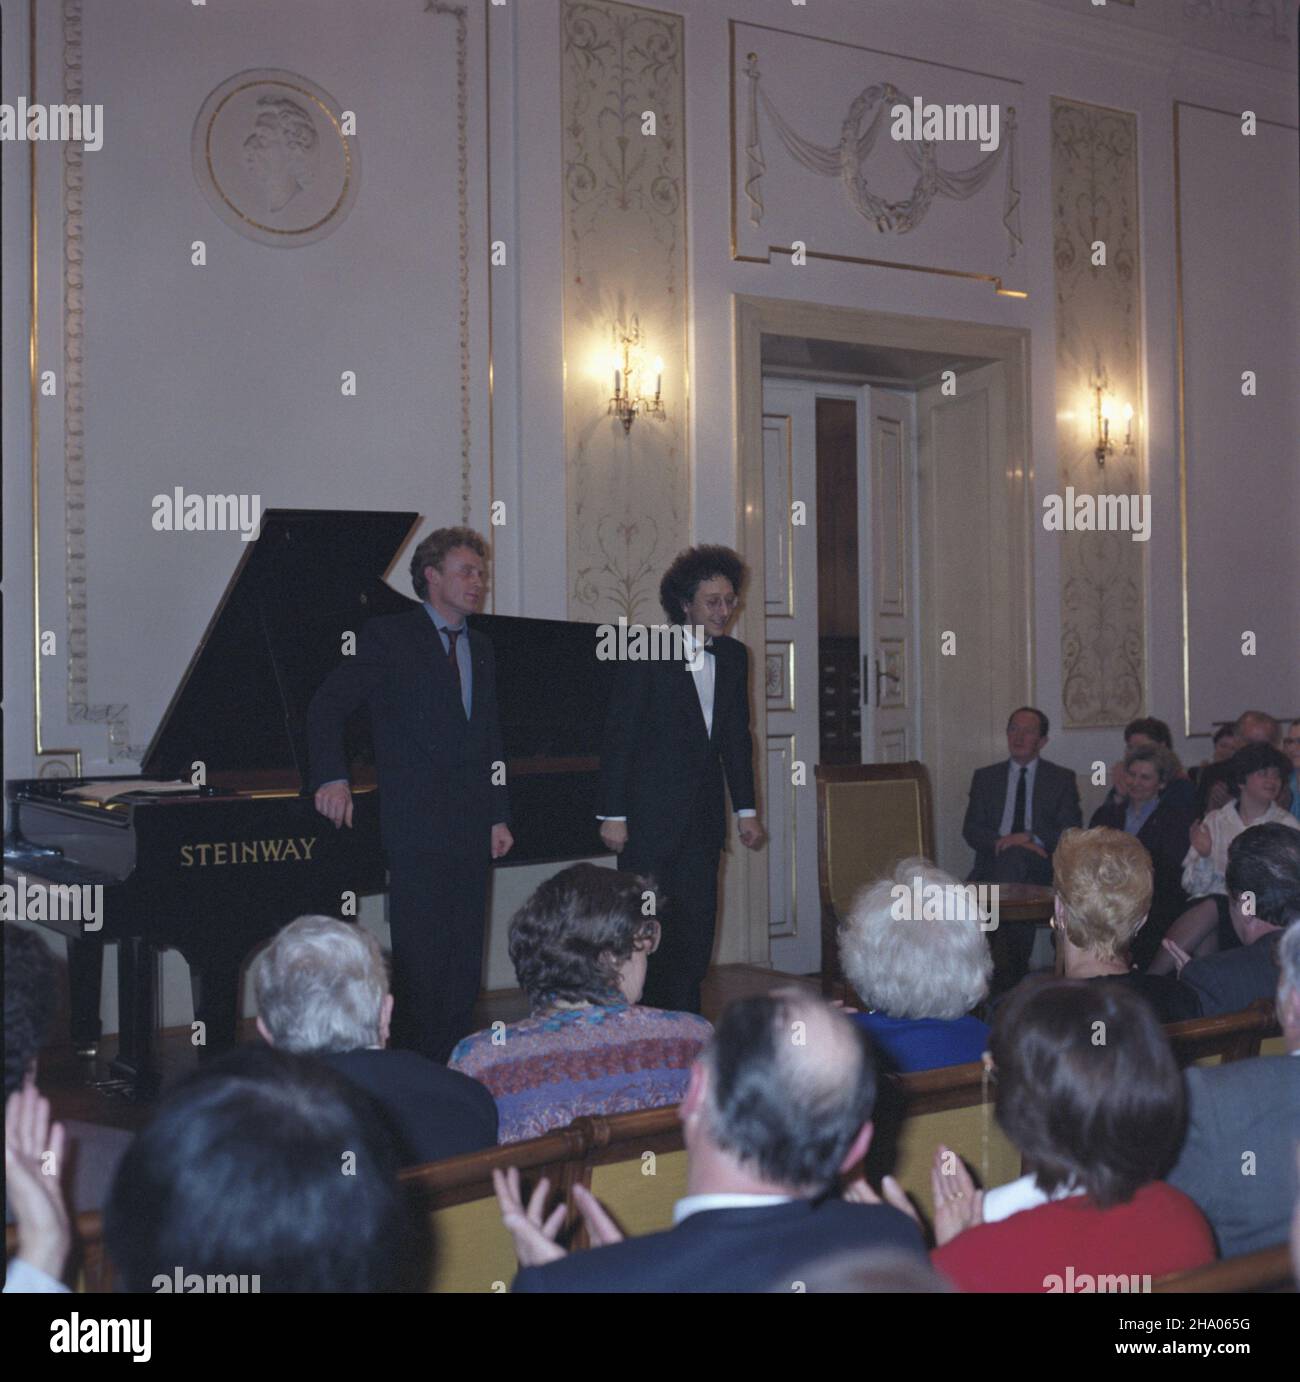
[1051, 98, 1145, 728]
[27, 0, 488, 769]
[562, 0, 688, 624]
[730, 20, 1025, 294]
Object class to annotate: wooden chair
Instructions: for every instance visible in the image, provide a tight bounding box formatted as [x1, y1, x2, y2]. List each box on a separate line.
[816, 761, 936, 996]
[1166, 1000, 1279, 1066]
[14, 1003, 1283, 1293]
[1153, 1243, 1295, 1293]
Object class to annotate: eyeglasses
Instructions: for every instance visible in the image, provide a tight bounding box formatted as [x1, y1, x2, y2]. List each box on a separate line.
[1284, 738, 1300, 748]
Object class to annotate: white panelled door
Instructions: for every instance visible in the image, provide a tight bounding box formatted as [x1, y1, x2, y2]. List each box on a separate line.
[762, 381, 822, 976]
[864, 388, 916, 764]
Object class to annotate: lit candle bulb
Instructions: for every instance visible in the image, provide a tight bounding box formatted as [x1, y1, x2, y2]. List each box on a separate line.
[654, 357, 663, 400]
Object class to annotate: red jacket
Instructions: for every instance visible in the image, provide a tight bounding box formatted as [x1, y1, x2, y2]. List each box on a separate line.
[932, 1182, 1214, 1292]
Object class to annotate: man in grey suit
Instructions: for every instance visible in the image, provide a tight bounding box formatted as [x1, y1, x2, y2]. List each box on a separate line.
[963, 707, 1081, 988]
[1173, 824, 1300, 1018]
[1168, 920, 1300, 1258]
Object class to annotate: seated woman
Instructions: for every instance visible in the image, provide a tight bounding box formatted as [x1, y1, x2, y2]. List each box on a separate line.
[855, 981, 1214, 1292]
[1036, 826, 1199, 1021]
[450, 863, 712, 1144]
[1088, 744, 1195, 968]
[1150, 741, 1300, 974]
[838, 858, 992, 1073]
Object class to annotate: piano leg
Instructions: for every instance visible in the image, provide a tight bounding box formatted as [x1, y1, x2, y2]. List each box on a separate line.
[111, 936, 162, 1097]
[66, 936, 104, 1053]
[187, 950, 245, 1063]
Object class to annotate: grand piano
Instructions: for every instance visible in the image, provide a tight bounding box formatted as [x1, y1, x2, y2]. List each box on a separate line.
[4, 509, 618, 1094]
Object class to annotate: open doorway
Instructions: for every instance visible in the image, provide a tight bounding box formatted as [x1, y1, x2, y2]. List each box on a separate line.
[726, 296, 1034, 978]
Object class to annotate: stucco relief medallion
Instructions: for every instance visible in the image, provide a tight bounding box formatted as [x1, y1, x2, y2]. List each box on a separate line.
[192, 69, 360, 247]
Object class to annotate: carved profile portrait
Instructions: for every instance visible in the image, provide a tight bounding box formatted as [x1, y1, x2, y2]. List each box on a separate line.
[242, 96, 320, 213]
[192, 70, 360, 248]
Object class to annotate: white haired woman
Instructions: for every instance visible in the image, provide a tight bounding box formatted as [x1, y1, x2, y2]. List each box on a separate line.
[838, 858, 993, 1072]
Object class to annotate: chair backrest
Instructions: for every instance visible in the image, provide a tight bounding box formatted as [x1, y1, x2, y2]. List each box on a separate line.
[867, 1061, 1021, 1221]
[1166, 1000, 1279, 1066]
[1152, 1243, 1295, 1293]
[816, 761, 936, 994]
[399, 1121, 590, 1292]
[21, 1003, 1279, 1294]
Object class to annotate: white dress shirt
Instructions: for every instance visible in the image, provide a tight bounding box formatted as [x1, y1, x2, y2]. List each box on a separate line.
[980, 1172, 1086, 1224]
[673, 1192, 792, 1224]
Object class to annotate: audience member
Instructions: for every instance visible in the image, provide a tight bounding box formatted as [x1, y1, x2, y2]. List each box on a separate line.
[253, 915, 498, 1164]
[4, 924, 133, 1215]
[496, 991, 925, 1291]
[963, 707, 1081, 990]
[858, 982, 1213, 1292]
[1164, 825, 1300, 1017]
[1195, 722, 1244, 781]
[1102, 717, 1195, 816]
[1168, 919, 1300, 1256]
[451, 864, 712, 1143]
[1152, 745, 1300, 973]
[1283, 719, 1300, 818]
[1017, 827, 1198, 1021]
[1089, 744, 1196, 967]
[105, 1046, 425, 1292]
[1195, 711, 1282, 817]
[838, 858, 992, 1071]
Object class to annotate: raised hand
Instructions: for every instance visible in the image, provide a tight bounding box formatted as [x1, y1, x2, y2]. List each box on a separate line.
[4, 1085, 70, 1282]
[492, 1167, 568, 1268]
[930, 1145, 983, 1246]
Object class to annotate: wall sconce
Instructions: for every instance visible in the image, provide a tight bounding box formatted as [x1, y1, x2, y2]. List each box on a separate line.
[608, 320, 665, 434]
[1094, 386, 1134, 466]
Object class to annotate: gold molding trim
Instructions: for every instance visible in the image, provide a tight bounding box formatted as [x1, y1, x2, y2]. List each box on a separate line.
[1174, 101, 1192, 739]
[1170, 99, 1296, 739]
[29, 0, 82, 776]
[426, 1, 476, 525]
[727, 20, 1029, 297]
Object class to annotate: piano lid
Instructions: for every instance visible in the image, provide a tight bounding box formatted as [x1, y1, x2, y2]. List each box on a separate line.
[142, 509, 420, 782]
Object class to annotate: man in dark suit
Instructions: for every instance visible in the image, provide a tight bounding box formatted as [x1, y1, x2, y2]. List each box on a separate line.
[495, 991, 925, 1292]
[1169, 921, 1299, 1257]
[307, 527, 512, 1062]
[963, 707, 1081, 886]
[963, 706, 1081, 989]
[1168, 823, 1300, 1017]
[597, 546, 765, 1015]
[254, 915, 498, 1164]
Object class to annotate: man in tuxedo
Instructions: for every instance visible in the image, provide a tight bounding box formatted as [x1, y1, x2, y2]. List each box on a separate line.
[963, 706, 1081, 988]
[597, 545, 765, 1015]
[307, 527, 512, 1063]
[253, 915, 498, 1164]
[496, 991, 926, 1292]
[1169, 920, 1300, 1257]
